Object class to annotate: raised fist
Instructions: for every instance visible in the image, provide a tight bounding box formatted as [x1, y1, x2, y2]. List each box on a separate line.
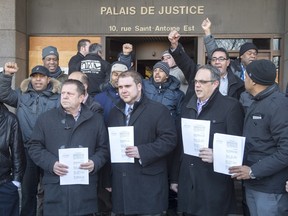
[4, 62, 19, 75]
[122, 43, 133, 55]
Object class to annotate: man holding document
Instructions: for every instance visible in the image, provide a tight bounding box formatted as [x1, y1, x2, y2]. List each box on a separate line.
[170, 65, 244, 216]
[229, 59, 288, 216]
[28, 79, 109, 216]
[107, 71, 177, 215]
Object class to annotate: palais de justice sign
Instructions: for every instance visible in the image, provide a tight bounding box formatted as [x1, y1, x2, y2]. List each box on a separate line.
[97, 4, 205, 34]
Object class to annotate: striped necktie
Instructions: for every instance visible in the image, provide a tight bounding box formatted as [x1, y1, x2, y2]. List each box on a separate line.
[126, 106, 133, 126]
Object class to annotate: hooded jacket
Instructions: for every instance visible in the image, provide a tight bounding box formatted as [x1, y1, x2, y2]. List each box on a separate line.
[143, 75, 184, 119]
[0, 72, 61, 146]
[79, 53, 111, 96]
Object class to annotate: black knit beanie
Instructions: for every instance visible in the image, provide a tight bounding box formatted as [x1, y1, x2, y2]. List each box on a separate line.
[246, 59, 276, 85]
[239, 42, 258, 56]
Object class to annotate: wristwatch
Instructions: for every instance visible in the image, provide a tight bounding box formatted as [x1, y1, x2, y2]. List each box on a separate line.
[249, 169, 256, 179]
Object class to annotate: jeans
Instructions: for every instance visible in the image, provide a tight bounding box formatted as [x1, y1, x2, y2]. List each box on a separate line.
[0, 181, 20, 216]
[245, 187, 288, 216]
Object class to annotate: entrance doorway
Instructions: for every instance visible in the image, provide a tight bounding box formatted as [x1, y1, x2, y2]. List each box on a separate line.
[105, 36, 198, 78]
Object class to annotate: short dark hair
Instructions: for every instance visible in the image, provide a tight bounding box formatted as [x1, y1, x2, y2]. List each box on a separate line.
[77, 39, 90, 52]
[118, 70, 143, 85]
[211, 47, 230, 59]
[197, 64, 221, 82]
[62, 79, 85, 96]
[89, 43, 102, 55]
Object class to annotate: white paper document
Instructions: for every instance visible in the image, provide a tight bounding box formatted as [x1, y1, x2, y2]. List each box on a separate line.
[108, 126, 134, 163]
[58, 148, 89, 185]
[181, 118, 210, 157]
[213, 133, 246, 175]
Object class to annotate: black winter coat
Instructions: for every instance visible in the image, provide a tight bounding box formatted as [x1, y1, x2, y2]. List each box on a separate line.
[243, 84, 288, 194]
[172, 90, 244, 216]
[0, 103, 25, 185]
[68, 52, 84, 74]
[28, 105, 109, 216]
[79, 53, 111, 96]
[169, 43, 197, 103]
[108, 95, 177, 214]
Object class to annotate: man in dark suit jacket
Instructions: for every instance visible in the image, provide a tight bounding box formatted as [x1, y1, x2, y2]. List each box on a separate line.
[108, 71, 177, 215]
[170, 65, 244, 216]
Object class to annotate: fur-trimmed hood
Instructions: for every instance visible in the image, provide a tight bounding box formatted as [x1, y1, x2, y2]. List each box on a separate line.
[19, 77, 61, 94]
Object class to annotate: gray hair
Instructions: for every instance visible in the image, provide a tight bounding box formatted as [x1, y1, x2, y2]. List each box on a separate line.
[197, 64, 221, 82]
[89, 43, 102, 55]
[62, 79, 85, 96]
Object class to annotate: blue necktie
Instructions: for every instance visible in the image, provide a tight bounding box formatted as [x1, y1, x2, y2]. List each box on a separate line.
[126, 106, 133, 126]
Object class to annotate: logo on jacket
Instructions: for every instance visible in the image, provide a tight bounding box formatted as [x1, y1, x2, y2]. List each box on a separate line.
[81, 60, 101, 74]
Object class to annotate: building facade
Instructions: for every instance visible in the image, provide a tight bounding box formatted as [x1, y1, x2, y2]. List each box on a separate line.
[0, 0, 287, 89]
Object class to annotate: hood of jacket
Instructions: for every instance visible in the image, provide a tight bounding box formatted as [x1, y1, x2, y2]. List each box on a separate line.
[150, 75, 181, 91]
[19, 77, 61, 94]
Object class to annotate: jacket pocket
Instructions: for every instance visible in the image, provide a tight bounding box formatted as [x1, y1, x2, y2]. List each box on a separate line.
[210, 120, 225, 134]
[43, 175, 59, 184]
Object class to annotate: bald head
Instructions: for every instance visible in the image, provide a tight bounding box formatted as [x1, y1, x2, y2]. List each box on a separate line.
[68, 71, 88, 93]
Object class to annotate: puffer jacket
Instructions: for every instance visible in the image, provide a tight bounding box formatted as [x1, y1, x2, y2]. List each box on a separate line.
[0, 103, 25, 185]
[0, 72, 61, 146]
[143, 75, 184, 119]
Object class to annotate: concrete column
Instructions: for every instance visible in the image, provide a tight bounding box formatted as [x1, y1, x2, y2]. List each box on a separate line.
[0, 0, 27, 87]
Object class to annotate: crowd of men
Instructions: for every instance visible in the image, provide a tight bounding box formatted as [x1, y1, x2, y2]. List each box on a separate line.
[0, 18, 288, 216]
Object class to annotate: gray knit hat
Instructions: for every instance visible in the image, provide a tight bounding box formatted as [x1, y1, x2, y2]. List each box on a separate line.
[153, 61, 170, 75]
[42, 46, 59, 59]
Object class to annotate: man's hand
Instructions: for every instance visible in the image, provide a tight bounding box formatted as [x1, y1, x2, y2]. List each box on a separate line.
[168, 30, 180, 49]
[4, 62, 19, 75]
[199, 147, 213, 163]
[229, 165, 251, 180]
[53, 161, 68, 176]
[122, 43, 133, 55]
[80, 159, 95, 173]
[201, 18, 212, 36]
[125, 146, 140, 158]
[170, 183, 178, 193]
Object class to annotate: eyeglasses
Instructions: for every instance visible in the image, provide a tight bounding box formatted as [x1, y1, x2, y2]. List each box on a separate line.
[210, 57, 228, 62]
[193, 79, 216, 85]
[161, 55, 172, 61]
